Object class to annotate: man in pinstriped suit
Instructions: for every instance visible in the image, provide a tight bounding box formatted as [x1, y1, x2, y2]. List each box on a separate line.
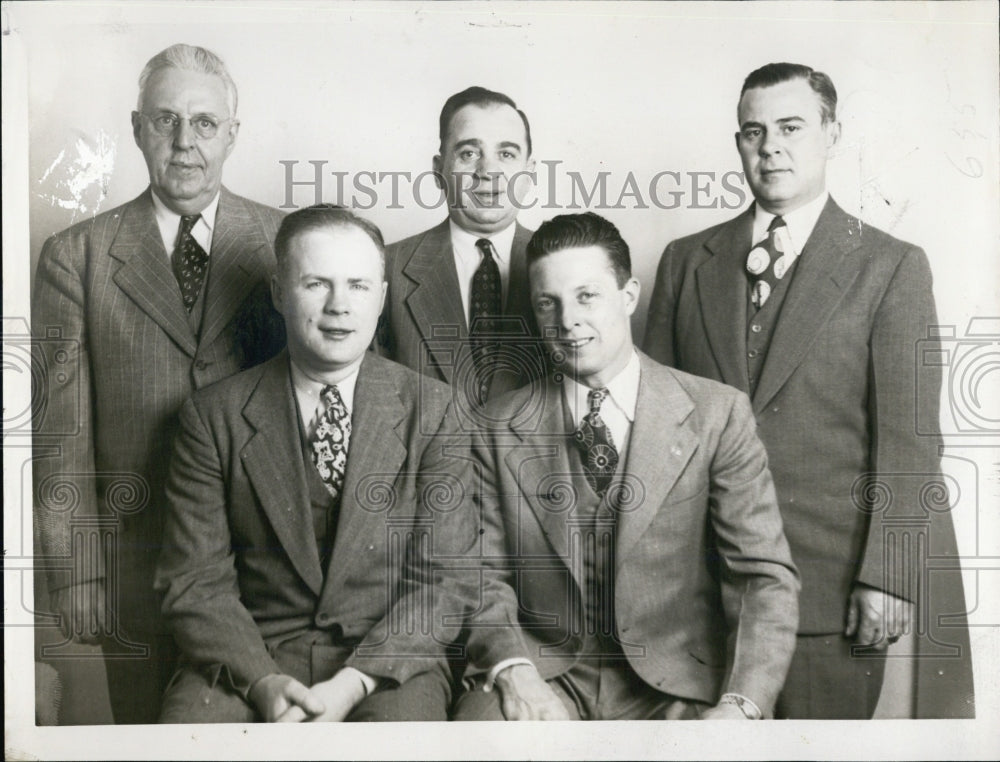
[32, 43, 284, 723]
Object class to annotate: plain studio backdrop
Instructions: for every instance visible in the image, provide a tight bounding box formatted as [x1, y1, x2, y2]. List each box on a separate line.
[3, 1, 998, 758]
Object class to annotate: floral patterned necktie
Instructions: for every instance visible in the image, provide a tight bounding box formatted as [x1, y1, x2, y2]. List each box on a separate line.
[311, 384, 351, 500]
[573, 388, 619, 497]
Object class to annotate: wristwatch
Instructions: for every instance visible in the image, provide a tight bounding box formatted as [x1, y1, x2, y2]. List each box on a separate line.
[717, 692, 763, 719]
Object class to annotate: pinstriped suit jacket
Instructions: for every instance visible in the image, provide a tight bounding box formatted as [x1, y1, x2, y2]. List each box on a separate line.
[32, 187, 284, 633]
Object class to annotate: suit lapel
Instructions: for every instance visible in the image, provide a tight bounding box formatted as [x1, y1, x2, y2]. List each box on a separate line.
[240, 353, 324, 596]
[109, 190, 198, 356]
[320, 354, 408, 608]
[199, 187, 274, 350]
[616, 354, 698, 563]
[752, 199, 865, 412]
[695, 208, 754, 393]
[508, 380, 577, 566]
[505, 222, 535, 327]
[401, 219, 468, 383]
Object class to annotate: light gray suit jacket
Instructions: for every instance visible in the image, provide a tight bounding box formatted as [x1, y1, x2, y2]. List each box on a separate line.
[32, 187, 285, 631]
[467, 352, 800, 715]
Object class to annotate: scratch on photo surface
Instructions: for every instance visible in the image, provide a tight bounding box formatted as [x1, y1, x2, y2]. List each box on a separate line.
[36, 130, 117, 220]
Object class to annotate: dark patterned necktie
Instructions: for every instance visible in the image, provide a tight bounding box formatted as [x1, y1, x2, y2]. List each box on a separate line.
[746, 215, 792, 309]
[311, 385, 351, 500]
[573, 388, 619, 497]
[470, 238, 502, 403]
[172, 214, 209, 311]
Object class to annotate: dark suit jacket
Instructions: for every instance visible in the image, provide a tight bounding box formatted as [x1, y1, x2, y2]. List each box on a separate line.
[32, 187, 284, 632]
[381, 219, 540, 402]
[154, 351, 476, 691]
[467, 353, 800, 714]
[642, 199, 973, 715]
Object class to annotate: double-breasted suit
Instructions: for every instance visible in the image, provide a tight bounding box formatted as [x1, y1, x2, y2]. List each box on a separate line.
[381, 220, 540, 403]
[642, 198, 973, 717]
[32, 187, 284, 721]
[154, 351, 476, 712]
[465, 353, 800, 715]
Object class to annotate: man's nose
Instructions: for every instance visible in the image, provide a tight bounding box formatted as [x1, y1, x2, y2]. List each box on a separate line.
[324, 286, 349, 313]
[476, 154, 503, 182]
[173, 118, 196, 150]
[558, 303, 579, 332]
[758, 131, 781, 158]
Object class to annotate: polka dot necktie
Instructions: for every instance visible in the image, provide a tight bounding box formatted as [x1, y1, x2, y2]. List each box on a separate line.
[746, 215, 794, 310]
[311, 385, 351, 500]
[470, 238, 502, 404]
[573, 388, 619, 497]
[172, 214, 209, 312]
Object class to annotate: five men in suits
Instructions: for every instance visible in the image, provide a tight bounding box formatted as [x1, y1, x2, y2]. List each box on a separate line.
[32, 44, 284, 723]
[155, 205, 475, 722]
[32, 49, 972, 723]
[453, 212, 800, 721]
[381, 87, 540, 408]
[643, 62, 973, 718]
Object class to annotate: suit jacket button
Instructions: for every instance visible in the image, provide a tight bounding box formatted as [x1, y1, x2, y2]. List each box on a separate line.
[317, 613, 330, 625]
[750, 323, 762, 333]
[747, 349, 758, 359]
[194, 359, 208, 371]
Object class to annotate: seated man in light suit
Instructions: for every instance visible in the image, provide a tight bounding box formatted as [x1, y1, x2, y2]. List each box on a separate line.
[155, 205, 475, 722]
[454, 212, 800, 721]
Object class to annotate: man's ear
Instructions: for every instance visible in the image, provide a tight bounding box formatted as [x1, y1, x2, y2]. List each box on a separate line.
[432, 154, 444, 190]
[270, 273, 284, 315]
[131, 111, 143, 148]
[622, 277, 641, 316]
[223, 119, 240, 159]
[826, 120, 842, 149]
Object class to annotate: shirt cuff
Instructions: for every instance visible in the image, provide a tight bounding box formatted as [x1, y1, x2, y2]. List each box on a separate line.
[484, 658, 536, 692]
[340, 666, 381, 697]
[718, 692, 763, 719]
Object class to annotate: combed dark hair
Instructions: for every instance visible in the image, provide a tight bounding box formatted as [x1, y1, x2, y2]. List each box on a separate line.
[740, 62, 838, 123]
[526, 212, 631, 287]
[439, 86, 532, 155]
[274, 204, 386, 278]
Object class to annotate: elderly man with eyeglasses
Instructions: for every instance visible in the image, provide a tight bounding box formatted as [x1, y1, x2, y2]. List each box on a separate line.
[32, 43, 285, 724]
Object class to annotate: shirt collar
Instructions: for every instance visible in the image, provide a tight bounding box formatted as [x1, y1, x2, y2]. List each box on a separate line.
[151, 188, 220, 237]
[288, 356, 361, 416]
[752, 190, 828, 258]
[449, 219, 516, 266]
[565, 348, 641, 425]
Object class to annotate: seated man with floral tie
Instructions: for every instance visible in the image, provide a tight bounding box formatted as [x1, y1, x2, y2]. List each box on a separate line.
[453, 212, 800, 721]
[155, 205, 476, 723]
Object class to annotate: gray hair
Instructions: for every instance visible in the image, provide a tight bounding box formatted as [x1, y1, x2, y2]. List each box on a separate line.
[137, 44, 238, 116]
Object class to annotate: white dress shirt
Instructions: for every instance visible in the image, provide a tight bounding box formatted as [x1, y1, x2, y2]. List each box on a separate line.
[751, 190, 829, 260]
[289, 359, 360, 439]
[562, 349, 641, 455]
[449, 219, 516, 326]
[151, 188, 220, 259]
